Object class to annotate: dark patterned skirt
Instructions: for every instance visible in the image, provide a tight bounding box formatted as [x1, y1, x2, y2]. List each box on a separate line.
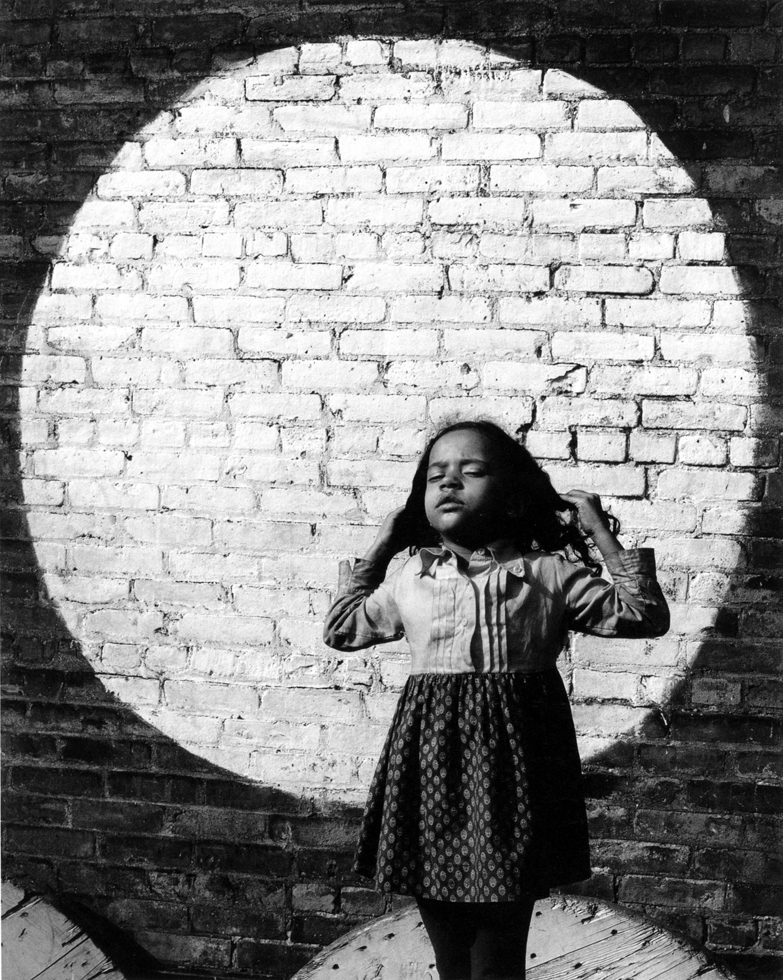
[354, 668, 591, 902]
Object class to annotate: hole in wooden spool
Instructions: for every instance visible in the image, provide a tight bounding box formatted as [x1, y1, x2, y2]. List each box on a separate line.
[383, 932, 395, 940]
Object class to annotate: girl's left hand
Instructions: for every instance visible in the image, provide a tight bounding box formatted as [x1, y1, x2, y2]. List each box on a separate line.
[559, 489, 609, 536]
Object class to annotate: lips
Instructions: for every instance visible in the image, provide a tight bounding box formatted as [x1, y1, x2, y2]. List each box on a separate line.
[437, 496, 463, 510]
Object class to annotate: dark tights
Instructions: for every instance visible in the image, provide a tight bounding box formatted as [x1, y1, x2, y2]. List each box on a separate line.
[416, 898, 536, 980]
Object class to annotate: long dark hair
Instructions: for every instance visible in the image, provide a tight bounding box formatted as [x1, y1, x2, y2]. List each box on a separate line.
[399, 419, 618, 575]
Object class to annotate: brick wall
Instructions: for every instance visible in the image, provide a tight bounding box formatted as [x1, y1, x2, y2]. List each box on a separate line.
[2, 4, 781, 979]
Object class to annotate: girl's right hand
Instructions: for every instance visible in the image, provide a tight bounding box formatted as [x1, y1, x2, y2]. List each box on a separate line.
[365, 505, 412, 563]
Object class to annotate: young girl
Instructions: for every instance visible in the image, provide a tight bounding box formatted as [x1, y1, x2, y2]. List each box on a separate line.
[323, 420, 670, 980]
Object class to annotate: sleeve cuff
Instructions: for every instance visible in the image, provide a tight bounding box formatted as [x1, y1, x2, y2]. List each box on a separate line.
[602, 547, 657, 577]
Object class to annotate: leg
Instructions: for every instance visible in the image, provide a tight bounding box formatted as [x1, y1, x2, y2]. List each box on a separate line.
[416, 898, 474, 980]
[470, 899, 536, 980]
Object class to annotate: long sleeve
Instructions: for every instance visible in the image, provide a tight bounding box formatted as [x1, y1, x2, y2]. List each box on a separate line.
[558, 547, 670, 638]
[323, 557, 405, 650]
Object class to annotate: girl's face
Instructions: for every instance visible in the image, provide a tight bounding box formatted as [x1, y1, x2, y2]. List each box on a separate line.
[423, 429, 509, 549]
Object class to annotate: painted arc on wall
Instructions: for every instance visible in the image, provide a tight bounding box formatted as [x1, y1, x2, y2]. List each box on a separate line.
[20, 41, 757, 805]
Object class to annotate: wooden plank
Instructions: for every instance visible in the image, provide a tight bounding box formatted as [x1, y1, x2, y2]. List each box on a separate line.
[1, 890, 124, 980]
[292, 897, 737, 980]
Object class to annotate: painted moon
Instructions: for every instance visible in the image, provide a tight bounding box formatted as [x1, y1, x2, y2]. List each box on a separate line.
[22, 41, 755, 803]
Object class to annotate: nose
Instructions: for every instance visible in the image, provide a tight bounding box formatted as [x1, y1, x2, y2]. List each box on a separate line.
[440, 469, 461, 488]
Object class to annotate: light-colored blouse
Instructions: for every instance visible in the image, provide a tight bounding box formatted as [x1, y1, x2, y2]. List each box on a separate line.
[324, 545, 670, 674]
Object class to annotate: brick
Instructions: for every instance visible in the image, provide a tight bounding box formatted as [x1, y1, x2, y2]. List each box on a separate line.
[531, 199, 636, 229]
[551, 331, 654, 361]
[591, 366, 698, 397]
[344, 262, 442, 294]
[442, 329, 543, 358]
[660, 266, 743, 295]
[241, 139, 338, 167]
[500, 297, 602, 326]
[474, 101, 570, 132]
[246, 76, 335, 101]
[597, 166, 695, 195]
[139, 201, 230, 231]
[385, 360, 480, 392]
[490, 165, 593, 194]
[143, 138, 236, 168]
[193, 295, 285, 324]
[391, 296, 490, 323]
[190, 169, 282, 196]
[450, 263, 548, 292]
[340, 329, 438, 357]
[538, 397, 638, 429]
[283, 360, 377, 390]
[656, 469, 760, 500]
[326, 197, 422, 227]
[575, 100, 644, 129]
[386, 165, 479, 194]
[429, 198, 528, 226]
[483, 362, 587, 394]
[606, 298, 711, 328]
[96, 172, 185, 199]
[339, 73, 435, 102]
[661, 333, 763, 363]
[245, 262, 342, 291]
[441, 133, 541, 161]
[642, 400, 747, 431]
[286, 295, 385, 323]
[546, 131, 647, 162]
[234, 201, 323, 228]
[51, 263, 140, 291]
[274, 105, 371, 134]
[374, 103, 467, 131]
[544, 463, 646, 497]
[327, 393, 425, 423]
[338, 134, 434, 162]
[478, 234, 577, 263]
[554, 266, 654, 295]
[286, 166, 381, 194]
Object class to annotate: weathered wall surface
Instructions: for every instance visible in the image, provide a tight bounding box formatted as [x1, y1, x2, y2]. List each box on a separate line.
[1, 3, 781, 979]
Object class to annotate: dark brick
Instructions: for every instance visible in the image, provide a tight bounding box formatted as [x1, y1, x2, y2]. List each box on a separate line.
[2, 732, 57, 758]
[559, 0, 657, 27]
[269, 814, 360, 849]
[235, 937, 317, 975]
[2, 792, 68, 826]
[633, 32, 679, 63]
[100, 834, 193, 869]
[660, 1, 766, 27]
[592, 839, 690, 875]
[639, 743, 728, 774]
[732, 751, 783, 779]
[634, 808, 744, 845]
[537, 35, 582, 63]
[681, 34, 728, 62]
[189, 872, 286, 909]
[728, 884, 783, 917]
[11, 764, 104, 797]
[619, 874, 726, 910]
[56, 18, 140, 49]
[194, 841, 293, 877]
[62, 737, 152, 767]
[671, 712, 780, 746]
[295, 846, 354, 878]
[290, 912, 362, 946]
[584, 35, 632, 64]
[695, 847, 765, 882]
[150, 14, 245, 46]
[203, 777, 306, 813]
[707, 916, 757, 949]
[102, 897, 189, 933]
[190, 904, 286, 939]
[107, 771, 203, 805]
[71, 799, 167, 835]
[339, 886, 385, 916]
[5, 824, 95, 858]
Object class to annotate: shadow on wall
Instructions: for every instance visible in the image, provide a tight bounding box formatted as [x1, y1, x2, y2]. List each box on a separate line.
[1, 2, 781, 978]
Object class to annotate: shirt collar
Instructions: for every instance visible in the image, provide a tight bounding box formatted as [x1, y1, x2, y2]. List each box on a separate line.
[418, 544, 528, 580]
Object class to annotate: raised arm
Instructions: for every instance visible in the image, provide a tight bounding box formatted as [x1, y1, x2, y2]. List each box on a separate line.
[557, 490, 670, 638]
[323, 506, 411, 650]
